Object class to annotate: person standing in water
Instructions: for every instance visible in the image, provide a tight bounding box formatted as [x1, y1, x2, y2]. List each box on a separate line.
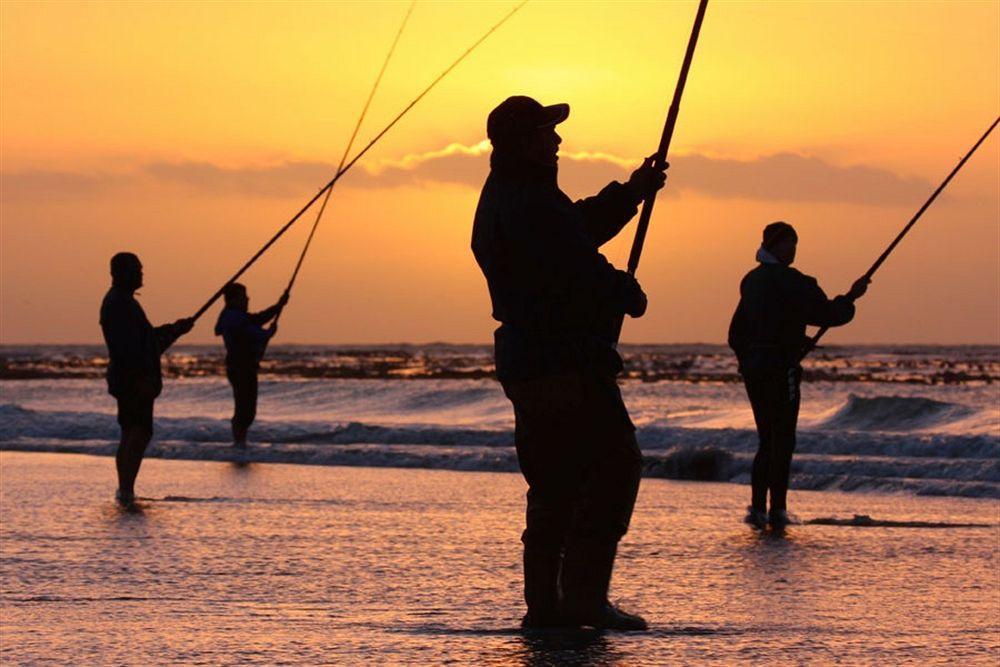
[728, 222, 869, 530]
[471, 96, 667, 631]
[214, 283, 288, 448]
[100, 252, 194, 506]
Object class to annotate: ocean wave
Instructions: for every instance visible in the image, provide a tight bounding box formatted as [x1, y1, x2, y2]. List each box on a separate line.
[3, 402, 996, 457]
[819, 394, 975, 431]
[2, 401, 997, 498]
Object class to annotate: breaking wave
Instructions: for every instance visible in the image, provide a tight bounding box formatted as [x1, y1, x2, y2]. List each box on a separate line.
[2, 400, 997, 498]
[819, 395, 975, 432]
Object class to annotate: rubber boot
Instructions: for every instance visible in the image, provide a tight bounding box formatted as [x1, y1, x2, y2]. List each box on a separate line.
[521, 543, 576, 631]
[559, 540, 647, 631]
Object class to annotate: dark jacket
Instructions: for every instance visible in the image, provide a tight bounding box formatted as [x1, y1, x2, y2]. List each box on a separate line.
[728, 262, 855, 373]
[471, 153, 643, 383]
[100, 287, 186, 398]
[214, 305, 280, 373]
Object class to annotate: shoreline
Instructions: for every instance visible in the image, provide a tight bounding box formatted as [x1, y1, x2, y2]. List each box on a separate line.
[4, 441, 998, 501]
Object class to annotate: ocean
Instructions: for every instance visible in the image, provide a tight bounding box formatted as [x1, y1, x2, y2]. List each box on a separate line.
[2, 345, 998, 663]
[1, 344, 997, 498]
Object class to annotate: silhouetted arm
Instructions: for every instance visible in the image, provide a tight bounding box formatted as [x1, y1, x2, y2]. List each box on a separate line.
[154, 321, 189, 353]
[248, 304, 281, 326]
[573, 182, 640, 248]
[792, 276, 855, 328]
[519, 198, 643, 321]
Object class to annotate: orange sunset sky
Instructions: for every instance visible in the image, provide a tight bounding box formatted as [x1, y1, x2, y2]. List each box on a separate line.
[1, 0, 998, 345]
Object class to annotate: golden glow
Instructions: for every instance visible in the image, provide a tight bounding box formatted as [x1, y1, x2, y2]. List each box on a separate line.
[1, 1, 998, 343]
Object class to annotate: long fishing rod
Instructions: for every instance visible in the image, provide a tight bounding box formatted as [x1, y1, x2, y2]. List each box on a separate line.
[272, 0, 416, 327]
[613, 0, 708, 343]
[801, 115, 999, 360]
[190, 0, 529, 323]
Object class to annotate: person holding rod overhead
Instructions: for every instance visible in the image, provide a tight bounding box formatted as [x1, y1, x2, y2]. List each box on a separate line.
[100, 252, 194, 507]
[472, 96, 667, 631]
[215, 283, 288, 449]
[728, 222, 869, 530]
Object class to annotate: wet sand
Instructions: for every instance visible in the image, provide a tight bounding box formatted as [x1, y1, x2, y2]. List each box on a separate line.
[2, 451, 997, 664]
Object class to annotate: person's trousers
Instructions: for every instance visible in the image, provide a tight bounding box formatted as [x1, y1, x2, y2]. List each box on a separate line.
[743, 367, 802, 512]
[502, 371, 642, 618]
[226, 367, 259, 439]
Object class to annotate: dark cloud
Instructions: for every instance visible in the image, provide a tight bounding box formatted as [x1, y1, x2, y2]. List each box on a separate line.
[3, 144, 934, 206]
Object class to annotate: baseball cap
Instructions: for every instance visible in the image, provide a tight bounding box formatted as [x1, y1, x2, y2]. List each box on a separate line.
[487, 96, 569, 145]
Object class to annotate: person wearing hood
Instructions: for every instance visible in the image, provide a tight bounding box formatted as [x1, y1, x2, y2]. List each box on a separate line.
[100, 252, 194, 506]
[728, 222, 869, 530]
[471, 96, 667, 631]
[214, 283, 288, 448]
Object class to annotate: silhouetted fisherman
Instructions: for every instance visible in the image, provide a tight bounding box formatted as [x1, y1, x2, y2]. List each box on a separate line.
[728, 222, 868, 529]
[100, 252, 194, 506]
[214, 283, 287, 448]
[471, 96, 667, 631]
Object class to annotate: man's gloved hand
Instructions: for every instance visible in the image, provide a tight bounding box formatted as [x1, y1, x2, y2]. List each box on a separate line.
[175, 317, 195, 335]
[846, 276, 870, 301]
[278, 291, 290, 309]
[626, 154, 669, 202]
[267, 322, 278, 337]
[622, 273, 648, 318]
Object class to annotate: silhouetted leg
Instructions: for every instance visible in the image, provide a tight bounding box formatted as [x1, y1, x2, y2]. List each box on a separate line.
[504, 374, 588, 624]
[560, 376, 641, 615]
[522, 485, 574, 620]
[114, 395, 154, 500]
[561, 432, 641, 614]
[744, 374, 775, 512]
[768, 368, 801, 512]
[116, 426, 152, 498]
[228, 369, 258, 445]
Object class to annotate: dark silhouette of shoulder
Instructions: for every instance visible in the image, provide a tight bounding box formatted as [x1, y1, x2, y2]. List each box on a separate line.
[729, 263, 854, 371]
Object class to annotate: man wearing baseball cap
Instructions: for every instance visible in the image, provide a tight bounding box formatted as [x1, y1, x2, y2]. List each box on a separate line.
[728, 222, 869, 530]
[471, 96, 667, 631]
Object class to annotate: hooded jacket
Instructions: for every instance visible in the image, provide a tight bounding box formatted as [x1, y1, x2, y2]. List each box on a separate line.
[214, 304, 280, 373]
[728, 257, 855, 373]
[471, 153, 644, 382]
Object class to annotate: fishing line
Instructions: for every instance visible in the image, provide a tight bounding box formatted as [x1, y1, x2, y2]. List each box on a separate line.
[273, 0, 416, 326]
[801, 115, 999, 359]
[190, 0, 529, 322]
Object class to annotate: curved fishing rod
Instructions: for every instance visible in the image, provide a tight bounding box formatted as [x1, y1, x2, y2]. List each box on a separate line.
[273, 0, 416, 327]
[190, 0, 529, 323]
[801, 115, 999, 360]
[613, 0, 708, 343]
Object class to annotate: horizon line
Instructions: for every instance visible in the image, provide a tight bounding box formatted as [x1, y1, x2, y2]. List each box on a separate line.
[1, 340, 998, 348]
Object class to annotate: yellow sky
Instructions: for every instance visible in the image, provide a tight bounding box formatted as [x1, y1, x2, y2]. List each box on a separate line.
[2, 0, 998, 344]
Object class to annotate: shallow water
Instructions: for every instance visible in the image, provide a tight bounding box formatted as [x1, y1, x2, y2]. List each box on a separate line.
[2, 452, 997, 664]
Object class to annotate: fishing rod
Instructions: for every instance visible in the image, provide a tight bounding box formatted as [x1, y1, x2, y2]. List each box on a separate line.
[614, 0, 708, 343]
[801, 115, 999, 360]
[272, 0, 416, 328]
[190, 0, 529, 323]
